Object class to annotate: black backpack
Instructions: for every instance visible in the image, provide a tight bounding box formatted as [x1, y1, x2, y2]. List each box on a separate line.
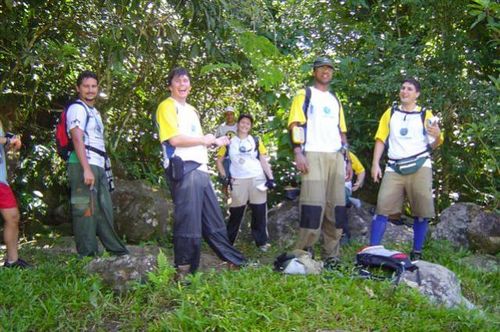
[356, 245, 419, 285]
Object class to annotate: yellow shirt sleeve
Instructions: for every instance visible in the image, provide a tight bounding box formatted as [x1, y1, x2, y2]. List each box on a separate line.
[217, 146, 227, 158]
[156, 97, 179, 142]
[287, 89, 307, 128]
[258, 138, 268, 155]
[349, 151, 365, 175]
[337, 95, 347, 133]
[374, 108, 392, 142]
[424, 109, 444, 146]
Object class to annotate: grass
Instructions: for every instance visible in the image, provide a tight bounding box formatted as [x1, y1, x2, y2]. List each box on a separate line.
[0, 240, 499, 331]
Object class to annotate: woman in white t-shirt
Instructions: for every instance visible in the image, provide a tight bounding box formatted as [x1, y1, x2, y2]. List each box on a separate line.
[216, 114, 275, 252]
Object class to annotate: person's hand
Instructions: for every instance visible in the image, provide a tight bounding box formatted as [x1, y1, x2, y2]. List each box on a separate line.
[83, 168, 95, 187]
[8, 136, 22, 150]
[371, 164, 382, 183]
[294, 151, 309, 174]
[214, 135, 230, 147]
[352, 180, 363, 192]
[265, 179, 276, 190]
[426, 122, 441, 140]
[345, 161, 353, 182]
[202, 134, 216, 147]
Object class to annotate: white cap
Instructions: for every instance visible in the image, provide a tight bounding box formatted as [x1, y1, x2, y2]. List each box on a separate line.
[224, 106, 235, 113]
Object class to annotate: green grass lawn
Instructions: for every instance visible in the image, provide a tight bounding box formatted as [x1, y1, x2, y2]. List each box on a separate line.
[1, 240, 498, 331]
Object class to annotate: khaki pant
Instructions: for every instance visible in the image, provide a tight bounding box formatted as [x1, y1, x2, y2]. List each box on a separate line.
[295, 151, 345, 258]
[376, 167, 435, 218]
[230, 175, 266, 207]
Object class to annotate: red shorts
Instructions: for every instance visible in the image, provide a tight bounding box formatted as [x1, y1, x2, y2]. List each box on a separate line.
[0, 183, 18, 209]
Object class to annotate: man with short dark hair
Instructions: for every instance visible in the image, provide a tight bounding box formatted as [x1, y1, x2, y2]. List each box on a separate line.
[1, 120, 29, 268]
[288, 57, 352, 267]
[156, 67, 245, 281]
[67, 70, 129, 257]
[370, 78, 443, 260]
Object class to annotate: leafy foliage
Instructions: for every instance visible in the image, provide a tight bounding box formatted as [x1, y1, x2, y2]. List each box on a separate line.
[0, 0, 498, 230]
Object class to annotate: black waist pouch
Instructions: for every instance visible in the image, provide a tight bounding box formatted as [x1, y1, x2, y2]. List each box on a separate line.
[167, 156, 201, 182]
[169, 155, 185, 181]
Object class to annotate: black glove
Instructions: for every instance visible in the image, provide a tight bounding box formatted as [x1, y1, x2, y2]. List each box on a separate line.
[219, 176, 231, 186]
[265, 179, 276, 189]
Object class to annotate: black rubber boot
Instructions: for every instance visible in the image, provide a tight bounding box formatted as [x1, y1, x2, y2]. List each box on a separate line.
[249, 203, 268, 247]
[227, 206, 246, 244]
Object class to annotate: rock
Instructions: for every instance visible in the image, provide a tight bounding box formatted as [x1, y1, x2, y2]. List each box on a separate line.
[51, 203, 71, 225]
[467, 209, 500, 254]
[267, 200, 299, 247]
[401, 260, 475, 309]
[432, 203, 500, 254]
[459, 254, 499, 273]
[112, 179, 171, 244]
[85, 245, 161, 293]
[266, 200, 413, 247]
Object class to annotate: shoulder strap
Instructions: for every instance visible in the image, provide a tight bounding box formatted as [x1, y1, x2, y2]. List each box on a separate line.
[420, 107, 427, 135]
[389, 101, 399, 118]
[385, 101, 400, 152]
[332, 92, 343, 139]
[72, 100, 91, 136]
[253, 136, 260, 159]
[303, 87, 312, 122]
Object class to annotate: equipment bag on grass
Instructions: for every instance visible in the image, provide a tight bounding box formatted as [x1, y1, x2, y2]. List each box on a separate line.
[356, 245, 419, 285]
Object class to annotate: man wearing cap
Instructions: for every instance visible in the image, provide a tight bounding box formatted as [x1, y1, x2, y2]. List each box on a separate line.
[287, 56, 352, 268]
[215, 106, 237, 138]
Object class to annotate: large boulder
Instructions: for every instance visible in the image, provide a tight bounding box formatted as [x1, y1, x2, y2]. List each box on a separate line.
[265, 199, 413, 247]
[402, 260, 475, 309]
[112, 179, 171, 244]
[267, 200, 299, 247]
[85, 245, 161, 293]
[432, 203, 500, 254]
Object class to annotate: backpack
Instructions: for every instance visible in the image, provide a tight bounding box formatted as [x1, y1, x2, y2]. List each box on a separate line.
[223, 135, 260, 180]
[356, 245, 419, 285]
[55, 100, 89, 161]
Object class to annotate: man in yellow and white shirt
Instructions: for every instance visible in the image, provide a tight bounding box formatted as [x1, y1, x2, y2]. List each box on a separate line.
[288, 57, 352, 266]
[370, 78, 443, 261]
[156, 67, 245, 280]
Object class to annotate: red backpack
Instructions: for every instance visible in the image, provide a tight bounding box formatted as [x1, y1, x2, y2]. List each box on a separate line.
[55, 101, 89, 161]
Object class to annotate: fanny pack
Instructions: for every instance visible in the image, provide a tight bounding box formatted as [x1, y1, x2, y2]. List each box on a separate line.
[388, 151, 429, 175]
[166, 155, 201, 182]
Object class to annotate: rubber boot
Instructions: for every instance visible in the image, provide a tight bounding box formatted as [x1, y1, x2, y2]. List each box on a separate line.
[227, 206, 246, 244]
[249, 203, 268, 247]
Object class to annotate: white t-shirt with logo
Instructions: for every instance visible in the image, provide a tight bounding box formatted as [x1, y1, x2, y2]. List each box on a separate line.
[228, 135, 264, 179]
[66, 101, 106, 168]
[386, 109, 435, 170]
[304, 87, 343, 153]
